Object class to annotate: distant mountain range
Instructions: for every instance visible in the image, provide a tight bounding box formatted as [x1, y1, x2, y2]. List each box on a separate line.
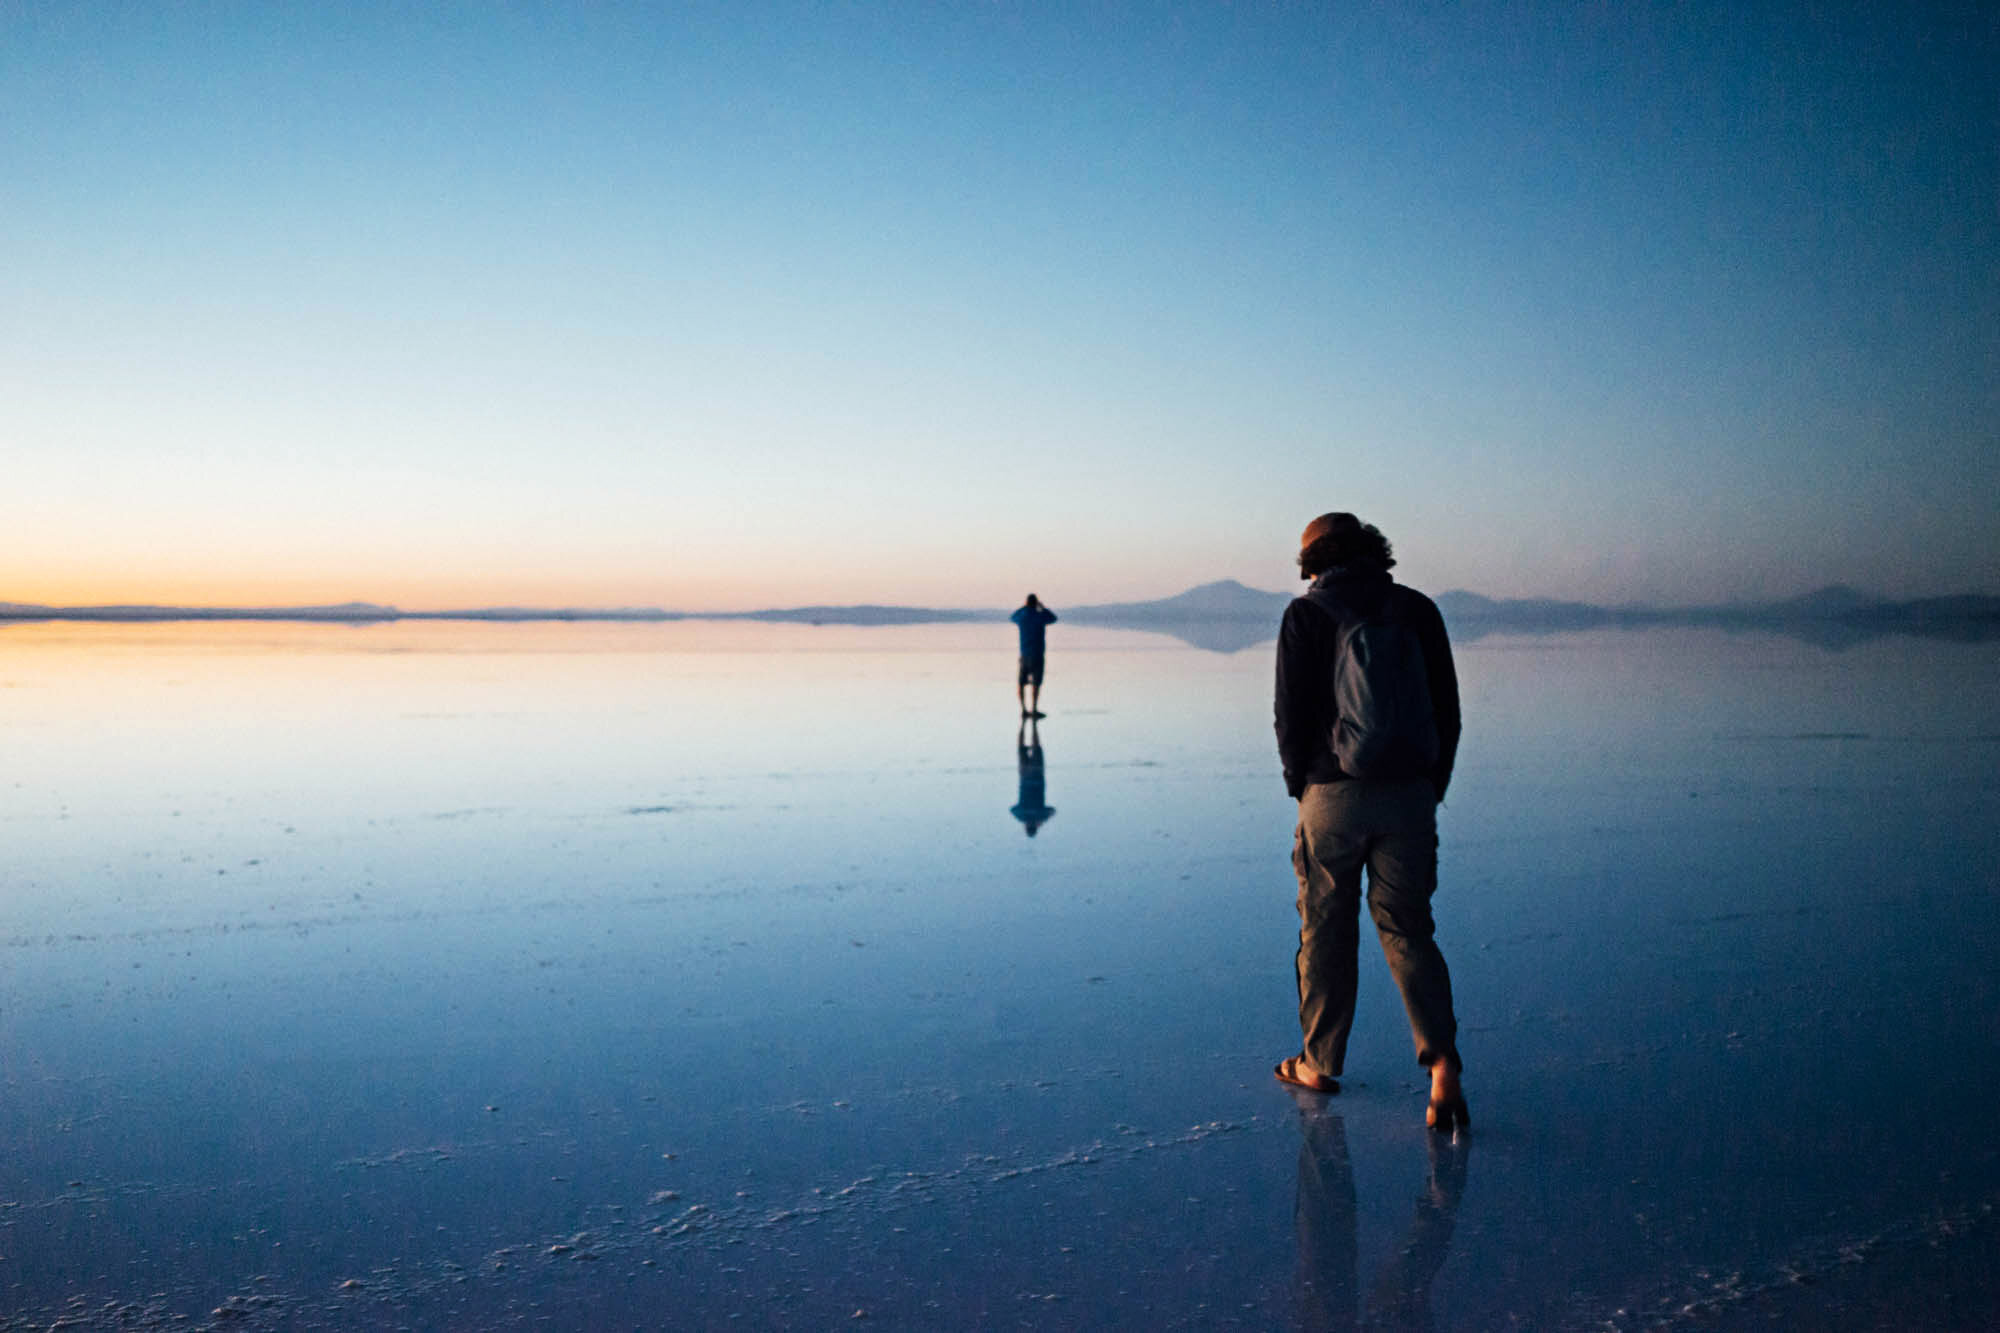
[1064, 580, 1999, 649]
[1429, 584, 2000, 648]
[4, 581, 1996, 651]
[1060, 580, 1294, 651]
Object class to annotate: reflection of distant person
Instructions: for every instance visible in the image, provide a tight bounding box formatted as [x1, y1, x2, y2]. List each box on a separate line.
[1010, 716, 1055, 836]
[1290, 1094, 1466, 1331]
[1273, 512, 1469, 1134]
[1010, 593, 1058, 718]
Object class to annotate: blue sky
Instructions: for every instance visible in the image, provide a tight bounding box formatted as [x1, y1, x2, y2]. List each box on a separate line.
[4, 1, 1994, 609]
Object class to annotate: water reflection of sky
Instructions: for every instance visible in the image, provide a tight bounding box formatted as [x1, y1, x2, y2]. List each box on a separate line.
[3, 622, 1996, 1328]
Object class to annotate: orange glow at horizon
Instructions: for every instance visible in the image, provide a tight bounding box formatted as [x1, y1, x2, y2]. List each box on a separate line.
[2, 572, 801, 615]
[1, 564, 1138, 615]
[3, 544, 1238, 614]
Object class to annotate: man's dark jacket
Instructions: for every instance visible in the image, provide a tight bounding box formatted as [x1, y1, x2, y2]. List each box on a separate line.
[1274, 565, 1462, 801]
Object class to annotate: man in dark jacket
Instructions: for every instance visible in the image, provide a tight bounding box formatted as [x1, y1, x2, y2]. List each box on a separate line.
[1273, 512, 1469, 1132]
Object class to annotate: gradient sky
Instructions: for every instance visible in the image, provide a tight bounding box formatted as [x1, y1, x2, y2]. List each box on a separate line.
[5, 1, 1995, 610]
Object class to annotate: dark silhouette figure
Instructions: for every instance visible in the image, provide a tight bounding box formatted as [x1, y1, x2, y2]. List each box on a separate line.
[1010, 593, 1058, 717]
[1010, 717, 1055, 836]
[1290, 1097, 1467, 1332]
[1274, 512, 1468, 1133]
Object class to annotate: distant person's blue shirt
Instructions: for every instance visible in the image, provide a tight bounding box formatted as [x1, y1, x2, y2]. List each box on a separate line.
[1011, 605, 1057, 659]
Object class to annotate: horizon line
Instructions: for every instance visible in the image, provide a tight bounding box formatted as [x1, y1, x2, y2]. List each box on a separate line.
[5, 579, 1998, 623]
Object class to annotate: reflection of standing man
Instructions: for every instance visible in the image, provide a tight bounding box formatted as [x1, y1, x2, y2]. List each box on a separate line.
[1289, 1095, 1467, 1331]
[1010, 716, 1055, 836]
[1274, 512, 1469, 1133]
[1010, 593, 1058, 718]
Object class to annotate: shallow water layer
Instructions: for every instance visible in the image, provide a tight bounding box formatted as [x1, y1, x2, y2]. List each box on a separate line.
[2, 620, 1996, 1329]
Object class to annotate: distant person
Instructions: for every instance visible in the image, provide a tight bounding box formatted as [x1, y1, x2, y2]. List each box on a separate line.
[1273, 512, 1468, 1133]
[1010, 716, 1055, 836]
[1010, 593, 1058, 718]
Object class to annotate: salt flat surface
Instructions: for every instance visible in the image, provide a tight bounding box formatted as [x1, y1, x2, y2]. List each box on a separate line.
[2, 620, 1996, 1329]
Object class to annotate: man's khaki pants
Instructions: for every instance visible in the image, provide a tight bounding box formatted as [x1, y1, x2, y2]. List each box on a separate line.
[1292, 777, 1460, 1075]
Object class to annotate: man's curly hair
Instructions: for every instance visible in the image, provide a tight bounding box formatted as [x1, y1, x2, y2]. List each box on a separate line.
[1298, 512, 1395, 579]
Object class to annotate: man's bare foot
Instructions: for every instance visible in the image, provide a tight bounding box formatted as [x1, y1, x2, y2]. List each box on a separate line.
[1426, 1060, 1469, 1134]
[1274, 1054, 1340, 1094]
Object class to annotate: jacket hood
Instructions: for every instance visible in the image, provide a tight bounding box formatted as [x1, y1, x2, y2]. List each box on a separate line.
[1309, 564, 1394, 616]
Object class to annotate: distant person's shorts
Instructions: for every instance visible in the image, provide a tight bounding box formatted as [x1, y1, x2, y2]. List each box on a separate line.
[1018, 656, 1046, 687]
